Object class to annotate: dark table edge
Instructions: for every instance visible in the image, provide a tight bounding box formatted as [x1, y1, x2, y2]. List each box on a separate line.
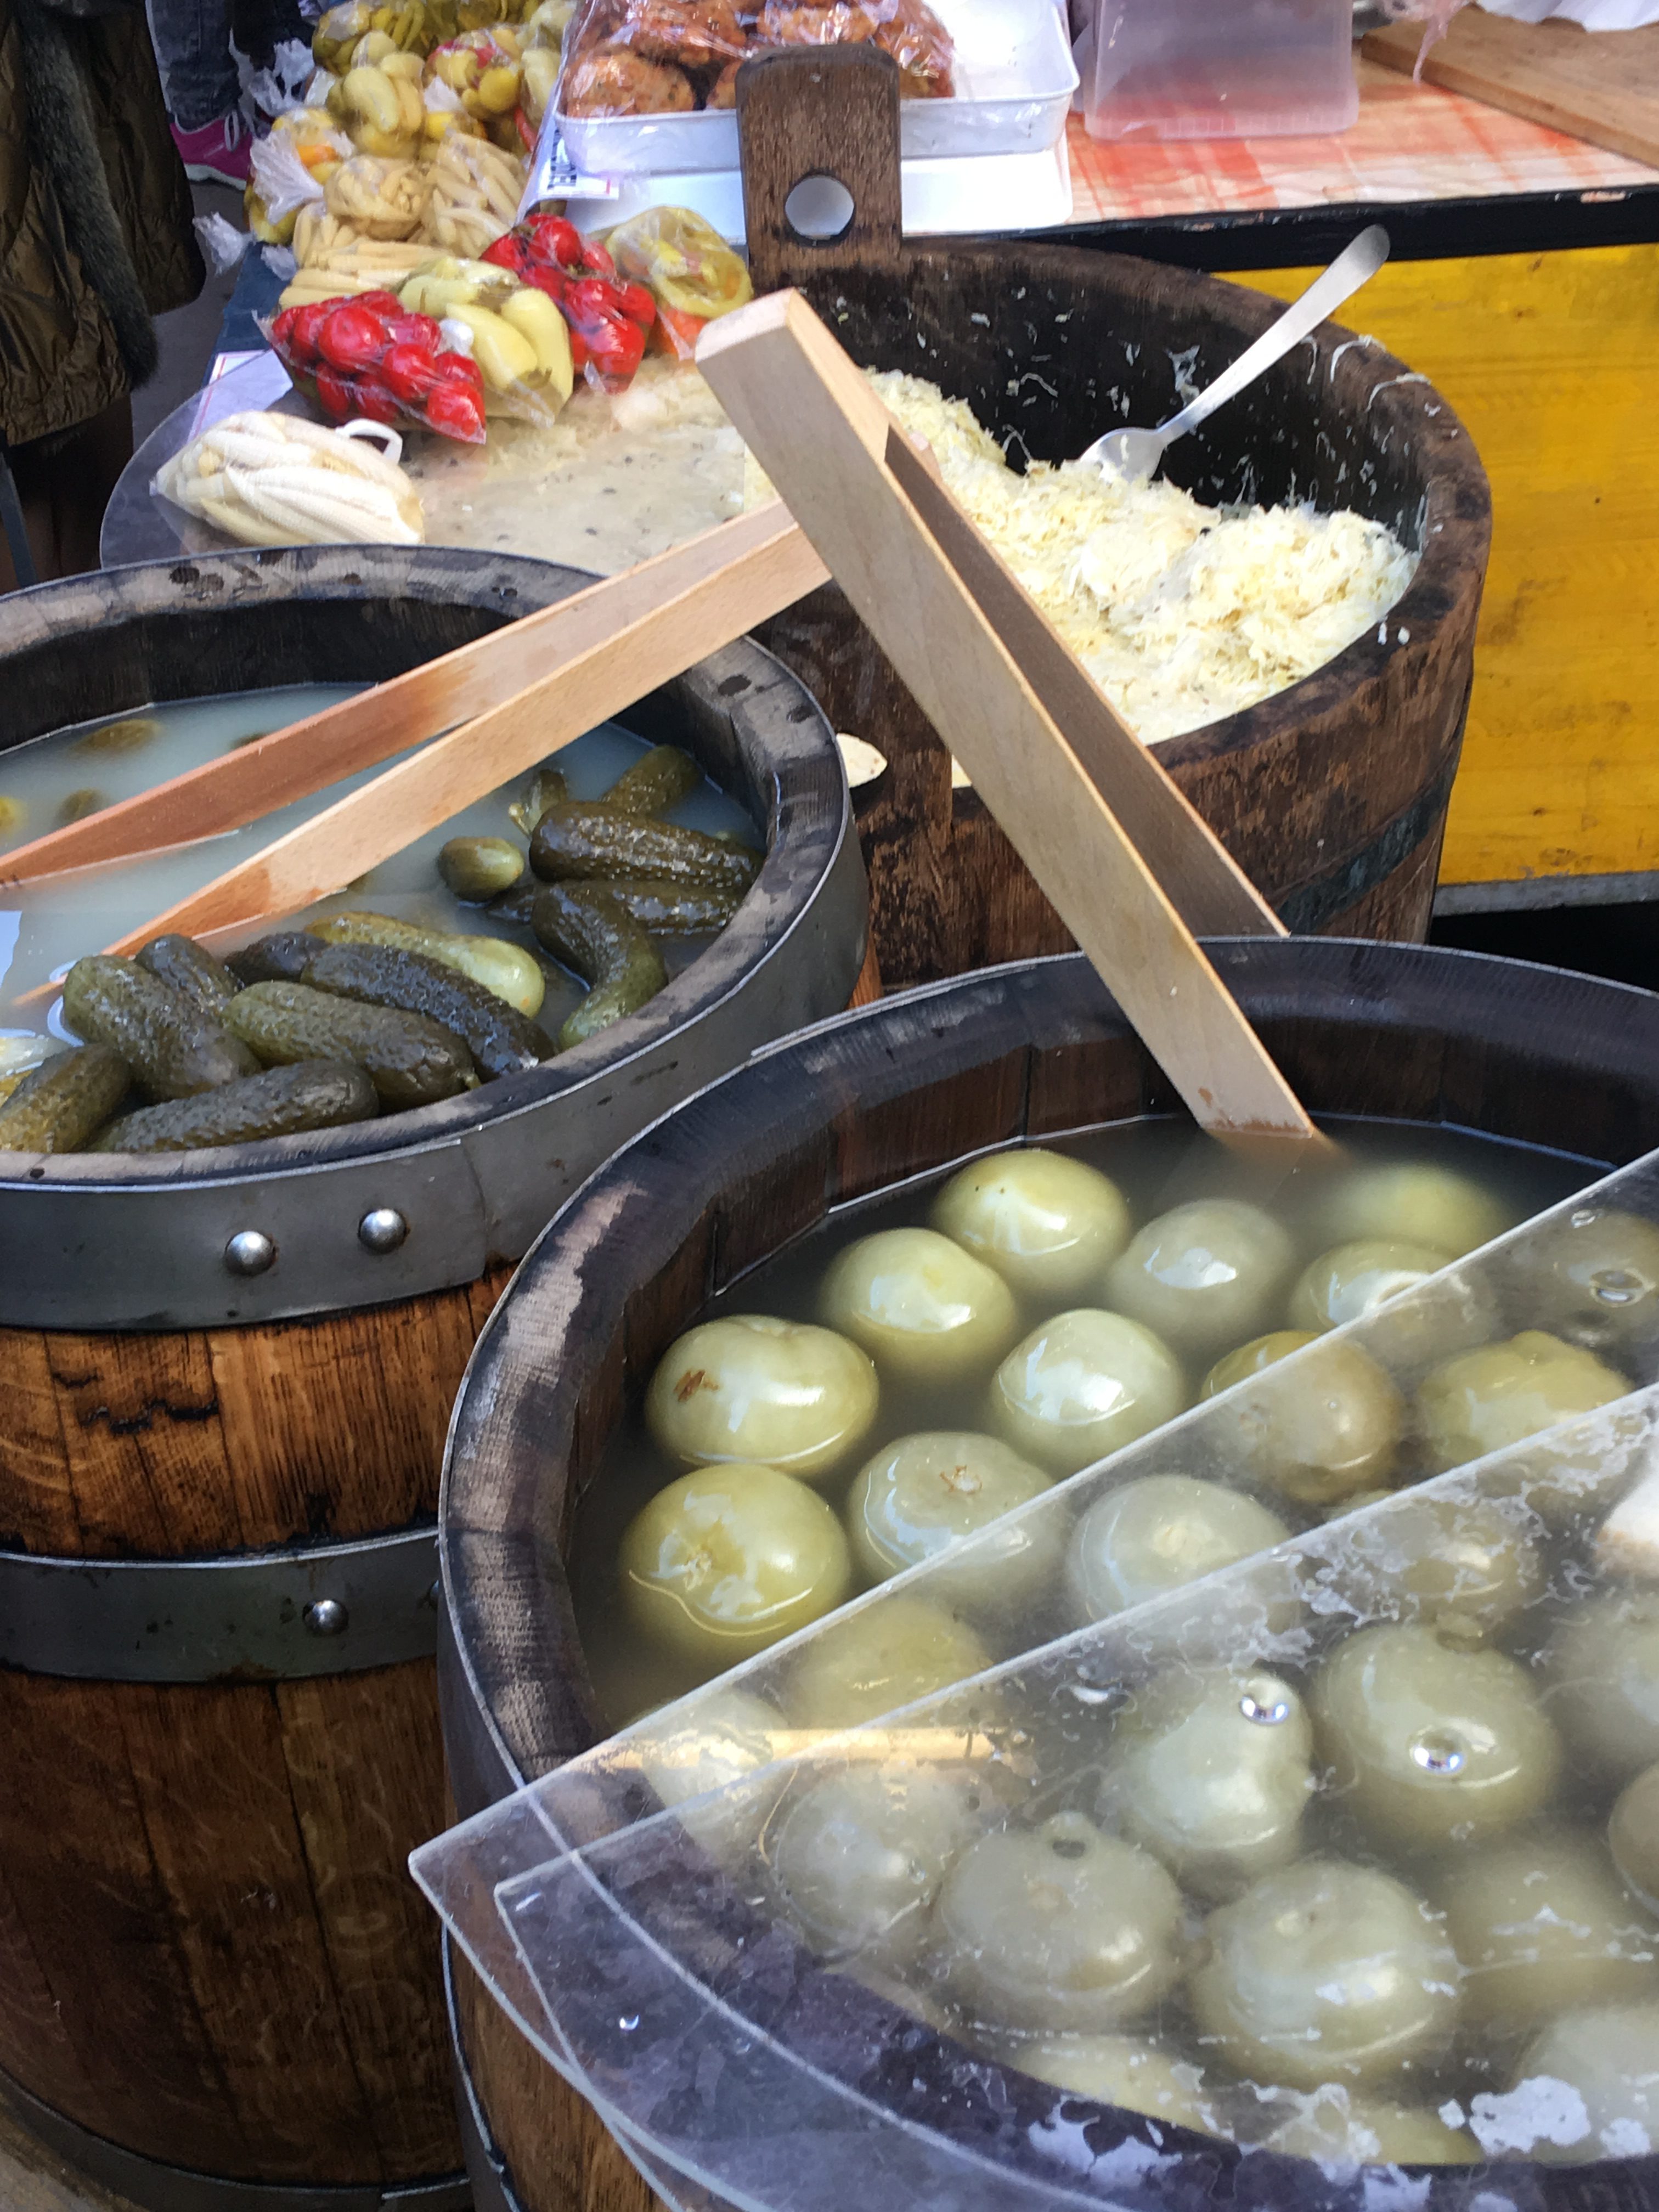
[1044, 182, 1659, 269]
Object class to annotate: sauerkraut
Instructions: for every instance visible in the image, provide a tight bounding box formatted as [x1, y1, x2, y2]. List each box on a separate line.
[791, 371, 1419, 747]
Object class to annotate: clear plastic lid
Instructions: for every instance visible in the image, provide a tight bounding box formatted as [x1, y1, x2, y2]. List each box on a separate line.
[415, 1143, 1659, 2203]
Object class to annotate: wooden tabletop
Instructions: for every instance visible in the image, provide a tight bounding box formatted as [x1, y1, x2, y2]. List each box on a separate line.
[1060, 53, 1659, 265]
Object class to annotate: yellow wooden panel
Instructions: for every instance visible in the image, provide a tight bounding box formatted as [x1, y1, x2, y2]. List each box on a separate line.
[1238, 246, 1659, 889]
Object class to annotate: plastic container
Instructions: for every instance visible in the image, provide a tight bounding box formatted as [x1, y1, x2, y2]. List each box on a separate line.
[553, 0, 1077, 176]
[1075, 0, 1358, 142]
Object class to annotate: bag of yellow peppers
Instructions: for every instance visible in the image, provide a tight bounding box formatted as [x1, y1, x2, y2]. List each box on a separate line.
[244, 109, 351, 245]
[398, 256, 573, 426]
[603, 206, 753, 362]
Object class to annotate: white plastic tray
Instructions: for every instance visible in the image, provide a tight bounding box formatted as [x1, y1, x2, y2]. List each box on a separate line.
[555, 0, 1078, 176]
[554, 131, 1075, 241]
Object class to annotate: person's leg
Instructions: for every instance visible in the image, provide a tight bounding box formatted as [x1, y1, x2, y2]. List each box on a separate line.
[146, 0, 240, 131]
[0, 398, 134, 591]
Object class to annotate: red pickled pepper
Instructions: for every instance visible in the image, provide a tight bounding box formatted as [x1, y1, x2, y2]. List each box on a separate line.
[482, 215, 655, 391]
[268, 296, 488, 444]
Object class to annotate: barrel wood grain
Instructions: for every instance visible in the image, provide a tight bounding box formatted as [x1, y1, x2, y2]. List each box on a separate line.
[0, 1269, 510, 2186]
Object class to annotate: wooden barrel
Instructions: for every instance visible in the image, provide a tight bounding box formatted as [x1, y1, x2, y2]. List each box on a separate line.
[737, 55, 1492, 986]
[438, 938, 1659, 2212]
[0, 549, 866, 2210]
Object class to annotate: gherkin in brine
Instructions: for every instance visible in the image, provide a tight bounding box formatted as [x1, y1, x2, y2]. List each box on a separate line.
[64, 955, 260, 1101]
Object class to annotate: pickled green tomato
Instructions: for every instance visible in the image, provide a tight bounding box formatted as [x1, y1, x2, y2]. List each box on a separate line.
[1548, 1590, 1659, 1781]
[989, 1310, 1186, 1476]
[1612, 1764, 1659, 1910]
[766, 1765, 988, 1962]
[1189, 1859, 1460, 2089]
[1312, 1161, 1513, 1259]
[1203, 1332, 1402, 1507]
[1266, 2092, 1479, 2165]
[1099, 1668, 1314, 1901]
[820, 1228, 1019, 1387]
[1435, 1827, 1659, 2029]
[619, 1463, 853, 1669]
[1105, 1200, 1295, 1356]
[936, 1812, 1184, 2033]
[1514, 2001, 1659, 2163]
[930, 1149, 1132, 1304]
[1286, 1241, 1456, 1334]
[638, 1686, 786, 1858]
[1013, 2035, 1221, 2136]
[1202, 1330, 1317, 1393]
[645, 1315, 879, 1481]
[1328, 1491, 1545, 1642]
[1415, 1330, 1630, 1475]
[1313, 1622, 1561, 1852]
[786, 1593, 993, 1731]
[1504, 1207, 1659, 1355]
[846, 1431, 1054, 1604]
[1065, 1475, 1291, 1626]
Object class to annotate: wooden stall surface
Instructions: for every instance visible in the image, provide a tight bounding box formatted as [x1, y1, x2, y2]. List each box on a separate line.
[1237, 242, 1659, 905]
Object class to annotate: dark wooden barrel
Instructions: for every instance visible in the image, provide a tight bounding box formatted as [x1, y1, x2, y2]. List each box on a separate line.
[0, 549, 866, 2211]
[737, 55, 1492, 986]
[438, 938, 1659, 2212]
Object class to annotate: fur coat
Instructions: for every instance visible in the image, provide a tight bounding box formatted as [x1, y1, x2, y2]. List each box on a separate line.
[0, 0, 203, 447]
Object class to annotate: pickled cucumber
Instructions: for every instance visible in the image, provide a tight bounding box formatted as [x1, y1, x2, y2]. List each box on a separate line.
[531, 883, 667, 1049]
[75, 715, 159, 755]
[224, 982, 475, 1109]
[303, 943, 554, 1078]
[56, 788, 104, 825]
[529, 804, 759, 895]
[507, 764, 569, 836]
[605, 878, 741, 934]
[438, 836, 527, 903]
[91, 1061, 378, 1152]
[228, 931, 328, 986]
[600, 744, 701, 817]
[486, 884, 538, 929]
[63, 955, 261, 1101]
[311, 913, 545, 1018]
[0, 1045, 131, 1152]
[137, 934, 239, 1017]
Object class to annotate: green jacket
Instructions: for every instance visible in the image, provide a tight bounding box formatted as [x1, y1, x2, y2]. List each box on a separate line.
[0, 0, 204, 447]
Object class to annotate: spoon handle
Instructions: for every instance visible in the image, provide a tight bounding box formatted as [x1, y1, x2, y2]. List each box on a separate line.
[1159, 223, 1391, 444]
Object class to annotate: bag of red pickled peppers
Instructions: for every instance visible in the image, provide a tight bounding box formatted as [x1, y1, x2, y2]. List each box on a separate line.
[266, 293, 490, 444]
[482, 214, 656, 393]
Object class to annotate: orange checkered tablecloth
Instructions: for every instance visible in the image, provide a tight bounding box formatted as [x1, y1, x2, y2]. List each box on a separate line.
[1065, 53, 1659, 224]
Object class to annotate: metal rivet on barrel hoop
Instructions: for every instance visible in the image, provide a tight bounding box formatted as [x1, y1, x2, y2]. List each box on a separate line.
[358, 1207, 409, 1254]
[303, 1598, 349, 1637]
[224, 1229, 276, 1277]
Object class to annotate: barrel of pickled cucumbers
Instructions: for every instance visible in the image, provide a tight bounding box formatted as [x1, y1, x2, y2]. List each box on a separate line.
[0, 548, 865, 2210]
[437, 940, 1659, 2212]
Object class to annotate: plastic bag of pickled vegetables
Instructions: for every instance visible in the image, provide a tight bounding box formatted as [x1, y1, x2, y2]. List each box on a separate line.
[415, 1141, 1659, 2199]
[554, 0, 954, 119]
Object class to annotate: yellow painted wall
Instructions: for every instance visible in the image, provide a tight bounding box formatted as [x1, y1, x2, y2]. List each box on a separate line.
[1239, 247, 1659, 890]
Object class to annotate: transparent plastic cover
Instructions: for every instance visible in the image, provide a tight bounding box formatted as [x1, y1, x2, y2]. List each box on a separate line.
[416, 1144, 1659, 2204]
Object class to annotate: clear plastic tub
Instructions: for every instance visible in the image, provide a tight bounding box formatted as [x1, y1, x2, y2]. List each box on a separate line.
[1075, 0, 1359, 142]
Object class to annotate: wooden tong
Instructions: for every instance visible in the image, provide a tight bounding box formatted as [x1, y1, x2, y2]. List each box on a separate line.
[2, 503, 828, 960]
[697, 290, 1323, 1149]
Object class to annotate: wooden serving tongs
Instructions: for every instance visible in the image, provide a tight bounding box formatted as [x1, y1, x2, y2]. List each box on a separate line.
[697, 290, 1330, 1158]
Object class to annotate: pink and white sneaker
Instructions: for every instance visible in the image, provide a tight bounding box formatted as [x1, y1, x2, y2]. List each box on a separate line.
[171, 110, 252, 188]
